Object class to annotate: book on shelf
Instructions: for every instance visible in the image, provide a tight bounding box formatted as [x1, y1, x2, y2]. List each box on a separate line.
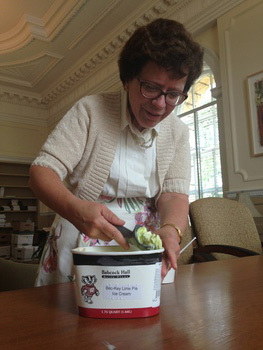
[0, 213, 9, 227]
[0, 223, 11, 227]
[27, 206, 37, 211]
[0, 206, 11, 211]
[12, 206, 20, 211]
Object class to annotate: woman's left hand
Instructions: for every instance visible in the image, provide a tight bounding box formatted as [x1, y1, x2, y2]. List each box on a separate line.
[156, 225, 181, 280]
[157, 192, 189, 281]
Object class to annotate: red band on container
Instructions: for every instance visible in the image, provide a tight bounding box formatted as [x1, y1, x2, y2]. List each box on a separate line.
[78, 306, 160, 319]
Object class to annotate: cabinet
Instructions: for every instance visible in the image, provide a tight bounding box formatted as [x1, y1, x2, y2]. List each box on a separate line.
[0, 162, 38, 243]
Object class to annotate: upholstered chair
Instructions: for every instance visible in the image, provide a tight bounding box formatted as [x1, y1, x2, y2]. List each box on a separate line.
[189, 197, 262, 260]
[0, 258, 38, 292]
[177, 224, 195, 265]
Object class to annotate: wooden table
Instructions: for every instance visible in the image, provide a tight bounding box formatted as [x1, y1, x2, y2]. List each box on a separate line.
[1, 256, 263, 350]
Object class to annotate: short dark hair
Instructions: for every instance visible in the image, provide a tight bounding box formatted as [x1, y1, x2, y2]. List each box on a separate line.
[118, 18, 204, 92]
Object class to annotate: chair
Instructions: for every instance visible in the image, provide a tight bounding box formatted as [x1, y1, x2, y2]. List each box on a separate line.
[178, 224, 195, 265]
[189, 197, 262, 261]
[0, 258, 38, 292]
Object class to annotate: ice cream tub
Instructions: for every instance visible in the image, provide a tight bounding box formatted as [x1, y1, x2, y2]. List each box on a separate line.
[72, 245, 164, 319]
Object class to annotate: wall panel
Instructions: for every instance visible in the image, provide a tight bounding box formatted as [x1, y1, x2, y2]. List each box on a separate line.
[218, 0, 263, 192]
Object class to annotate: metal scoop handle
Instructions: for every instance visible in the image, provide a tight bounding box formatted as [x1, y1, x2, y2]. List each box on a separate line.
[114, 225, 134, 239]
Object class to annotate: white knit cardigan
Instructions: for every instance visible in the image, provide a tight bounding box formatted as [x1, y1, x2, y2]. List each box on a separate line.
[32, 91, 191, 204]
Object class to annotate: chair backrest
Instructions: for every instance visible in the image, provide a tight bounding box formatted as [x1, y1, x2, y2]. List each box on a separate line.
[178, 224, 195, 265]
[189, 197, 262, 259]
[0, 258, 38, 292]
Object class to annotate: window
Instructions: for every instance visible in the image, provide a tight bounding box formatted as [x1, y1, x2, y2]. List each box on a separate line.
[175, 63, 223, 202]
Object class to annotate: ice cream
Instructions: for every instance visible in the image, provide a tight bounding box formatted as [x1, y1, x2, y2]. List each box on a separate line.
[136, 226, 163, 249]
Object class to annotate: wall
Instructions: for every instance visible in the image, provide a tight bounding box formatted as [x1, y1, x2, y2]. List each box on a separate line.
[195, 23, 219, 56]
[217, 0, 263, 194]
[0, 100, 48, 163]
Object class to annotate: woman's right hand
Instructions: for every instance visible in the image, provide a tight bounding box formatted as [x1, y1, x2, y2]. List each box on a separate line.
[67, 197, 129, 249]
[29, 166, 129, 249]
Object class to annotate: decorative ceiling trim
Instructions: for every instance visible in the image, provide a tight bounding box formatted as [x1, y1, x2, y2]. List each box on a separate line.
[46, 58, 121, 127]
[0, 90, 44, 107]
[68, 0, 122, 51]
[0, 0, 245, 108]
[0, 51, 63, 87]
[0, 0, 87, 54]
[42, 0, 242, 106]
[41, 0, 181, 105]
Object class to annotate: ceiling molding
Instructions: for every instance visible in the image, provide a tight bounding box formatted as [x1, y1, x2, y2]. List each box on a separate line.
[0, 90, 45, 107]
[41, 0, 184, 105]
[0, 0, 244, 109]
[0, 0, 87, 54]
[42, 0, 243, 106]
[0, 51, 63, 88]
[68, 0, 122, 51]
[46, 58, 121, 125]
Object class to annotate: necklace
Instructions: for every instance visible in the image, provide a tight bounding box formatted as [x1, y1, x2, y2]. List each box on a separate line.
[127, 100, 156, 149]
[132, 133, 155, 148]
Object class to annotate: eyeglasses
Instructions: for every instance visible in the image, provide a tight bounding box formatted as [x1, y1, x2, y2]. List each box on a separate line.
[138, 79, 188, 106]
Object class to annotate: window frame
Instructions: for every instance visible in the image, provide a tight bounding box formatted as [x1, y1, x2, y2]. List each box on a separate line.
[176, 63, 223, 201]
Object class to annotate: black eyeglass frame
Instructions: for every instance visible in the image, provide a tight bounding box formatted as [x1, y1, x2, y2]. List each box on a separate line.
[138, 79, 188, 106]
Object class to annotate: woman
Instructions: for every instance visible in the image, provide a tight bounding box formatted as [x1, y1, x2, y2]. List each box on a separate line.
[29, 18, 203, 286]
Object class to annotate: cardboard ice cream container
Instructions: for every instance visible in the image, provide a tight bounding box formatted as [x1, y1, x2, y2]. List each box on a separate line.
[162, 268, 176, 284]
[72, 245, 164, 319]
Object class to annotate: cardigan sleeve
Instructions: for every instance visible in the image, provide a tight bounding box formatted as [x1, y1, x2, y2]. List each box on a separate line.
[31, 98, 90, 181]
[161, 122, 191, 196]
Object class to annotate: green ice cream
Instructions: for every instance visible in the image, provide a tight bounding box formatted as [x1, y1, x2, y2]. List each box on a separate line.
[136, 226, 163, 249]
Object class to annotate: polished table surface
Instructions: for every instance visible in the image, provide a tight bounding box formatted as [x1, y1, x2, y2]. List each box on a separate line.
[1, 256, 263, 350]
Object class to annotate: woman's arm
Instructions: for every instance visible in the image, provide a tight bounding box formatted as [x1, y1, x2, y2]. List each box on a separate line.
[29, 165, 129, 248]
[156, 192, 189, 279]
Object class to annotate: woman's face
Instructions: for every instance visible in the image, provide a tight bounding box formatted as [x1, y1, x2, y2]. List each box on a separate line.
[126, 61, 188, 131]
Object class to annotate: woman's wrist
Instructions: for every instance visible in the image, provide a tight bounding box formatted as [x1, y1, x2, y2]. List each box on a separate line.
[161, 223, 183, 244]
[61, 194, 83, 223]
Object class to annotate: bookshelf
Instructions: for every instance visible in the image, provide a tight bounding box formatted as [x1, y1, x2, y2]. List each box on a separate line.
[0, 162, 38, 257]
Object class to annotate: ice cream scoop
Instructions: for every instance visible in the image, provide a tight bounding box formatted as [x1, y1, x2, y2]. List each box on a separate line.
[114, 224, 162, 250]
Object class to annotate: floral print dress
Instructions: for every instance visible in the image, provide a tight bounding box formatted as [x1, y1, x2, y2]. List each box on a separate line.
[35, 195, 160, 286]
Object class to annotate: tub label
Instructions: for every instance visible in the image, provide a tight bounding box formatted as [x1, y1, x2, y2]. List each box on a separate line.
[103, 284, 142, 300]
[74, 262, 162, 310]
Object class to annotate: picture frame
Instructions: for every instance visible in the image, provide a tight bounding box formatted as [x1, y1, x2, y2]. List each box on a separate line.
[247, 70, 263, 156]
